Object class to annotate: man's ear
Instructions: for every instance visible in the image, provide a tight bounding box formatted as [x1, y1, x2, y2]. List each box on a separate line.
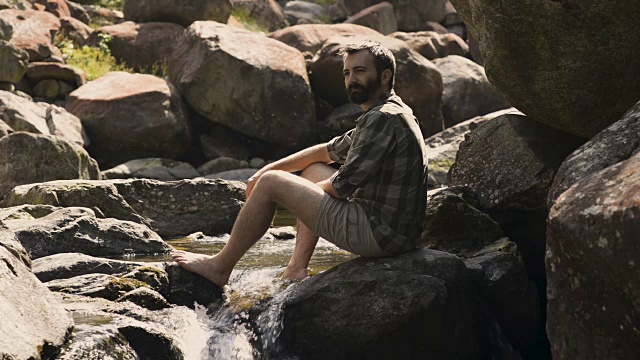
[381, 69, 392, 88]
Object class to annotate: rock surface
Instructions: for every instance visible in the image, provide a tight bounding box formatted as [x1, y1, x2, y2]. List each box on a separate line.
[59, 16, 92, 45]
[169, 21, 315, 148]
[317, 103, 363, 142]
[1, 178, 246, 237]
[46, 272, 151, 300]
[268, 23, 380, 55]
[0, 39, 28, 83]
[26, 61, 86, 87]
[344, 1, 397, 35]
[0, 9, 62, 61]
[103, 158, 200, 181]
[164, 263, 223, 307]
[342, 0, 448, 31]
[283, 0, 325, 25]
[0, 132, 99, 198]
[450, 0, 640, 138]
[197, 157, 249, 176]
[66, 72, 192, 167]
[33, 252, 144, 282]
[231, 0, 287, 32]
[546, 151, 640, 360]
[389, 31, 469, 61]
[123, 0, 232, 27]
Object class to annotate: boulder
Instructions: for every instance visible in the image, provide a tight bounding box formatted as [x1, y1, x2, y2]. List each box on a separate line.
[317, 102, 362, 142]
[0, 39, 28, 83]
[26, 61, 86, 87]
[284, 0, 325, 25]
[118, 325, 184, 358]
[449, 0, 640, 138]
[1, 178, 246, 237]
[103, 158, 200, 181]
[546, 151, 640, 360]
[0, 9, 62, 61]
[33, 0, 71, 18]
[344, 2, 397, 35]
[88, 21, 183, 71]
[81, 4, 123, 25]
[548, 100, 640, 206]
[116, 287, 170, 310]
[268, 23, 380, 55]
[466, 32, 482, 66]
[199, 123, 251, 161]
[0, 132, 99, 198]
[341, 0, 448, 31]
[389, 31, 468, 61]
[231, 0, 287, 32]
[46, 273, 151, 300]
[203, 168, 258, 183]
[3, 206, 171, 259]
[0, 221, 30, 267]
[425, 108, 519, 188]
[0, 245, 73, 360]
[261, 249, 487, 359]
[66, 72, 192, 167]
[0, 90, 88, 146]
[33, 252, 144, 282]
[0, 203, 59, 221]
[64, 1, 90, 24]
[0, 118, 11, 137]
[0, 15, 11, 40]
[197, 157, 249, 176]
[123, 0, 232, 27]
[432, 55, 510, 128]
[309, 34, 444, 136]
[164, 263, 223, 307]
[168, 21, 315, 148]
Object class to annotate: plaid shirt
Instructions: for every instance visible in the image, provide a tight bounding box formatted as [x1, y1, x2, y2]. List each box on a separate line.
[327, 91, 428, 254]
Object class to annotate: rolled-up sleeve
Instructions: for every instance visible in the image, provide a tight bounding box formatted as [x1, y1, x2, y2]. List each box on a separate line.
[330, 112, 395, 198]
[327, 128, 354, 164]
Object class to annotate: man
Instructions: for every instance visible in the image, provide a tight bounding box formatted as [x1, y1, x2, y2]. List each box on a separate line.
[171, 41, 428, 287]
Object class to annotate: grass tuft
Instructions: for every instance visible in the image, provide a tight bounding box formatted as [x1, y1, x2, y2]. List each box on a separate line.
[231, 7, 270, 33]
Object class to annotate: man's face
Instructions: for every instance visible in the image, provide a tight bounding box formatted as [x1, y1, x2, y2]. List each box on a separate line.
[343, 50, 382, 105]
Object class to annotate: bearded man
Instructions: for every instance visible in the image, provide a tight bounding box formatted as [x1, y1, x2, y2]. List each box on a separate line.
[172, 41, 428, 286]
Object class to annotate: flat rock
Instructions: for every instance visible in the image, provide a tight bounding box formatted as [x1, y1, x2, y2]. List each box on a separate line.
[32, 252, 144, 282]
[103, 158, 200, 181]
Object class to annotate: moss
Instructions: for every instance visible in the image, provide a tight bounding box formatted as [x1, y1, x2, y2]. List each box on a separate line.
[136, 266, 165, 276]
[429, 158, 456, 172]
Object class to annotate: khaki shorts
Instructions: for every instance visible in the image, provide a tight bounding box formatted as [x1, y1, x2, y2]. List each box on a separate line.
[311, 194, 390, 257]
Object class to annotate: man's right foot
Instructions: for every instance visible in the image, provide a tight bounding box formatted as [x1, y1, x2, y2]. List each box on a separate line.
[171, 250, 231, 287]
[282, 266, 309, 281]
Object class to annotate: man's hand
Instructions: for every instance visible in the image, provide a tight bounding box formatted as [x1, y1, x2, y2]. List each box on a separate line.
[246, 172, 262, 200]
[317, 178, 343, 199]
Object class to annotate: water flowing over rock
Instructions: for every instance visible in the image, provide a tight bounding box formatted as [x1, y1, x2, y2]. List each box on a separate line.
[450, 0, 640, 138]
[0, 132, 99, 198]
[341, 0, 448, 31]
[66, 72, 192, 167]
[344, 2, 397, 35]
[0, 243, 73, 359]
[0, 9, 62, 61]
[268, 23, 380, 56]
[123, 0, 232, 27]
[33, 252, 144, 282]
[389, 31, 469, 61]
[309, 33, 444, 136]
[103, 158, 200, 181]
[546, 151, 640, 360]
[548, 100, 640, 207]
[1, 178, 246, 237]
[0, 39, 28, 83]
[432, 55, 510, 128]
[168, 21, 315, 148]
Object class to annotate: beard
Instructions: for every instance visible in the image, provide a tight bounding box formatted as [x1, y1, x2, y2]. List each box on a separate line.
[347, 74, 382, 105]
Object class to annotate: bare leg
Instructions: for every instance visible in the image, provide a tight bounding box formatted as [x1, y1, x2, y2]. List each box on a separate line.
[282, 163, 337, 280]
[172, 169, 328, 286]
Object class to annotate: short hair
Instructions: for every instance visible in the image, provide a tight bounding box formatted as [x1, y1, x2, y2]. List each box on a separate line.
[338, 41, 396, 89]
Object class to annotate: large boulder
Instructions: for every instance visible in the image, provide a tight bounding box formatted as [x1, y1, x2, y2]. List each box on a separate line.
[33, 252, 144, 282]
[59, 16, 92, 46]
[0, 132, 99, 198]
[0, 221, 30, 267]
[0, 89, 88, 146]
[283, 0, 325, 25]
[432, 55, 510, 128]
[64, 2, 90, 24]
[88, 21, 184, 71]
[0, 244, 73, 360]
[122, 0, 232, 27]
[0, 9, 62, 61]
[3, 206, 171, 259]
[66, 72, 192, 167]
[103, 158, 200, 181]
[26, 61, 86, 87]
[341, 0, 448, 31]
[310, 34, 444, 136]
[33, 0, 71, 18]
[1, 178, 246, 237]
[546, 151, 640, 360]
[389, 31, 469, 61]
[317, 102, 363, 142]
[450, 0, 640, 138]
[0, 39, 28, 83]
[46, 272, 153, 300]
[231, 0, 287, 32]
[168, 21, 315, 148]
[344, 2, 397, 35]
[548, 100, 640, 206]
[268, 23, 380, 56]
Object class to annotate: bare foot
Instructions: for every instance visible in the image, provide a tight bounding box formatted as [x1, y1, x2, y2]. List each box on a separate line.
[282, 266, 309, 281]
[171, 250, 231, 287]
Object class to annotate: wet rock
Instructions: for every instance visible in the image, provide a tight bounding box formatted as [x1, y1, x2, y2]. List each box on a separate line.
[66, 72, 192, 167]
[0, 132, 99, 198]
[317, 102, 363, 142]
[231, 0, 287, 32]
[263, 249, 487, 359]
[3, 207, 171, 259]
[123, 0, 232, 27]
[267, 226, 296, 240]
[33, 252, 144, 282]
[0, 245, 73, 360]
[389, 31, 469, 61]
[310, 33, 444, 136]
[203, 168, 258, 183]
[0, 39, 28, 83]
[47, 273, 151, 300]
[119, 325, 184, 359]
[197, 157, 249, 176]
[432, 55, 510, 128]
[546, 151, 640, 360]
[122, 265, 170, 296]
[164, 263, 223, 307]
[103, 158, 200, 181]
[169, 22, 315, 148]
[425, 108, 520, 188]
[88, 21, 184, 71]
[342, 0, 448, 31]
[450, 0, 640, 138]
[117, 287, 170, 310]
[344, 2, 397, 35]
[0, 9, 62, 61]
[548, 100, 640, 207]
[284, 0, 325, 25]
[268, 23, 380, 55]
[1, 178, 246, 237]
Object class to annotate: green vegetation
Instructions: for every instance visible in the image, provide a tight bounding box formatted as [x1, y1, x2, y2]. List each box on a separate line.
[230, 7, 270, 33]
[55, 33, 132, 81]
[88, 17, 111, 30]
[97, 0, 123, 10]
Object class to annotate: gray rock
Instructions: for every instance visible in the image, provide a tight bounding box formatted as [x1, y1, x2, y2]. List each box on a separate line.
[123, 0, 232, 27]
[122, 265, 169, 296]
[0, 220, 30, 267]
[341, 0, 448, 31]
[546, 151, 640, 360]
[103, 158, 200, 181]
[389, 31, 469, 61]
[0, 245, 73, 360]
[0, 132, 99, 199]
[344, 2, 397, 35]
[3, 207, 171, 259]
[119, 325, 184, 359]
[317, 102, 363, 142]
[46, 272, 151, 300]
[0, 39, 27, 83]
[0, 203, 60, 221]
[203, 168, 258, 183]
[116, 287, 170, 310]
[548, 100, 640, 207]
[450, 0, 640, 138]
[32, 252, 144, 282]
[0, 15, 11, 40]
[249, 157, 266, 169]
[197, 157, 249, 176]
[267, 226, 296, 240]
[1, 178, 246, 237]
[164, 263, 223, 308]
[284, 0, 325, 25]
[0, 118, 11, 137]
